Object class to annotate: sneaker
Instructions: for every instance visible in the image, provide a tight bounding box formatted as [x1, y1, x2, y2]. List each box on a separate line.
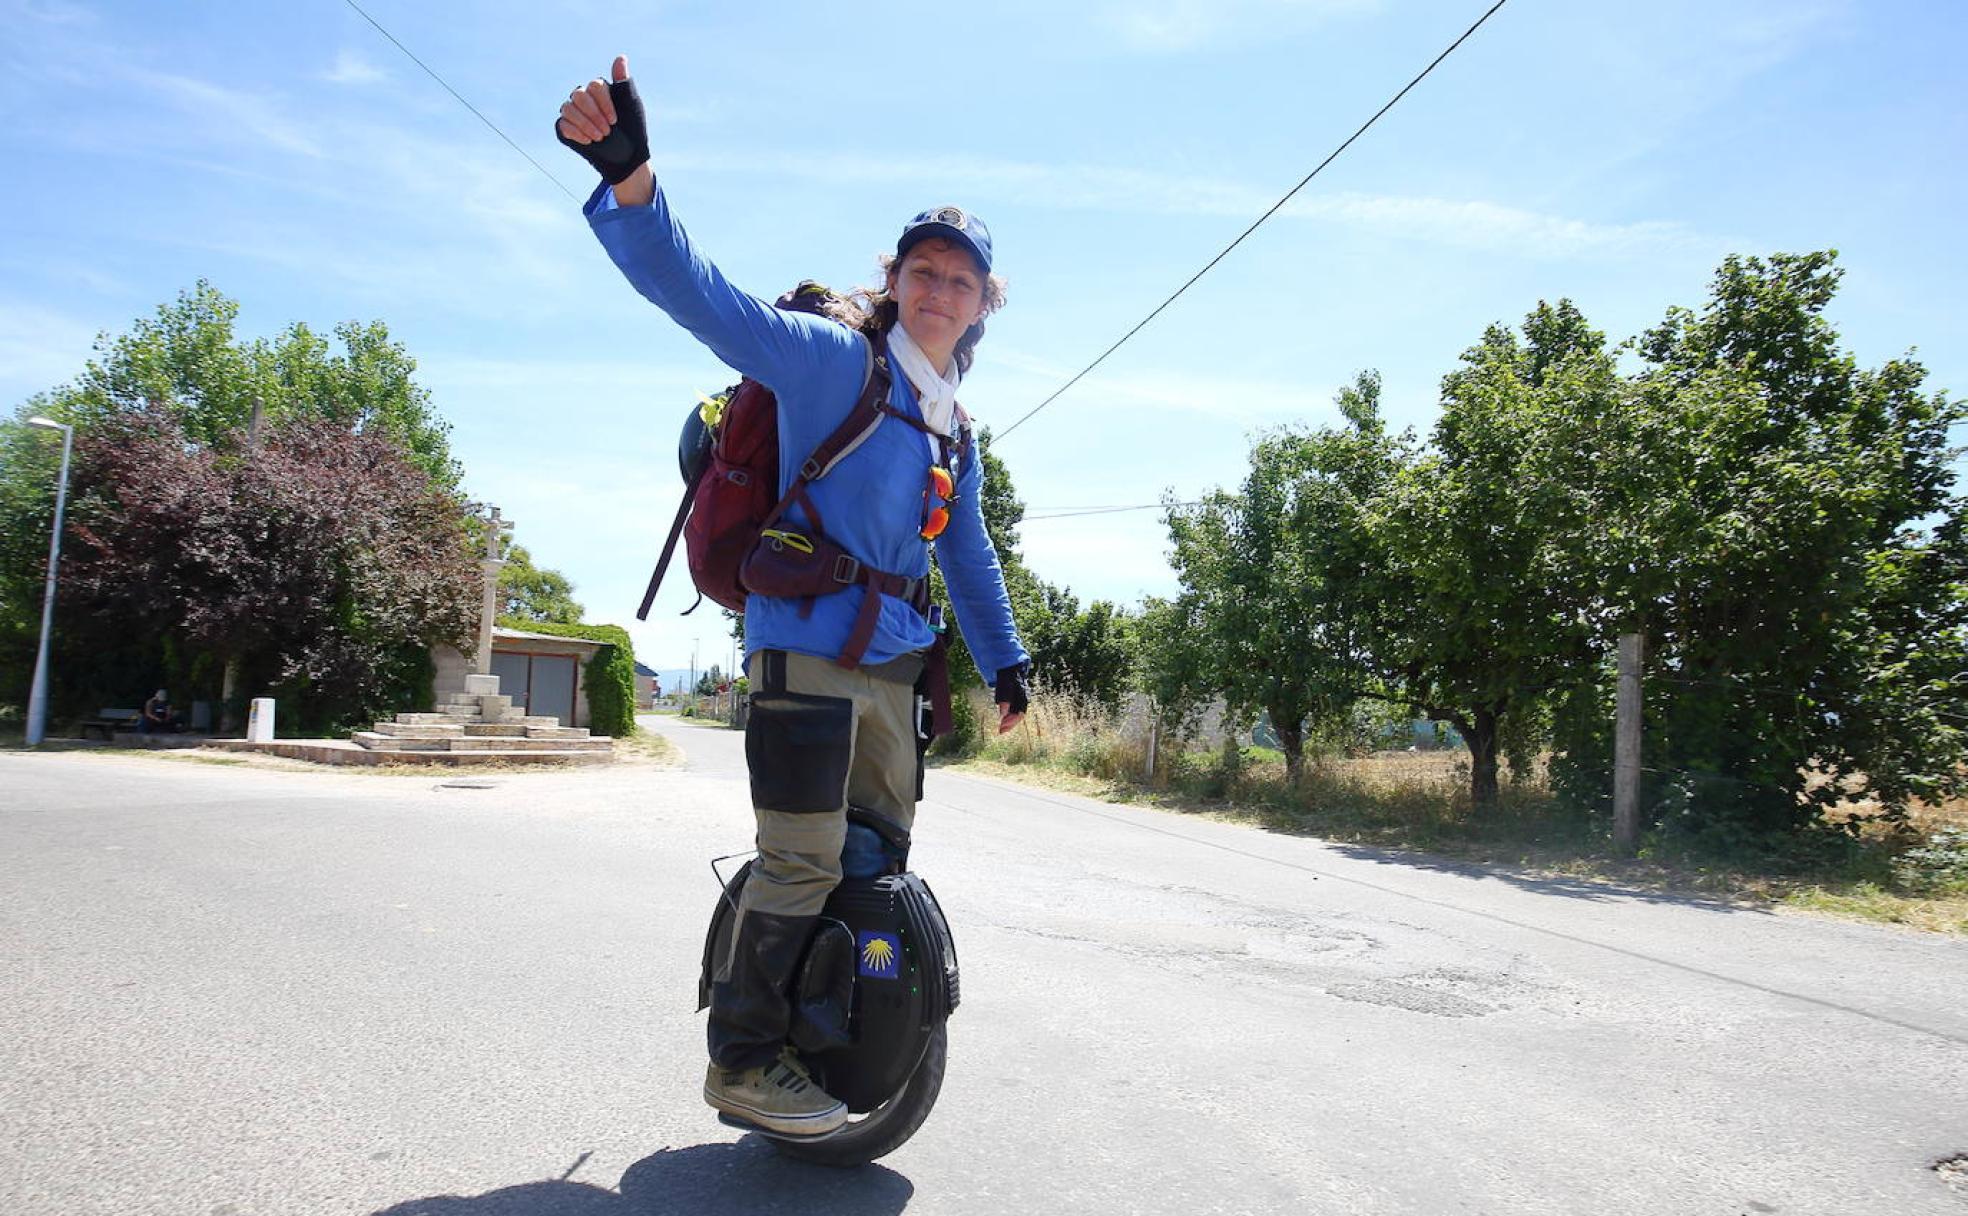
[704, 1048, 848, 1136]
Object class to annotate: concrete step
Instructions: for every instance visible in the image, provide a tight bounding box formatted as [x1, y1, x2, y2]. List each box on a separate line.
[518, 715, 562, 728]
[475, 695, 514, 714]
[464, 673, 500, 696]
[446, 737, 613, 753]
[352, 732, 450, 752]
[396, 712, 469, 726]
[525, 726, 593, 741]
[369, 722, 465, 739]
[462, 724, 528, 738]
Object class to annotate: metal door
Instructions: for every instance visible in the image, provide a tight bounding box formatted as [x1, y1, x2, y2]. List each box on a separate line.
[491, 651, 531, 713]
[529, 655, 578, 726]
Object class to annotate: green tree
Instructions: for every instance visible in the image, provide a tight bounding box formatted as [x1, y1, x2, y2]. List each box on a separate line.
[1016, 581, 1136, 709]
[1, 283, 471, 725]
[1372, 303, 1615, 805]
[499, 544, 584, 625]
[1552, 252, 1967, 838]
[18, 280, 457, 482]
[1157, 373, 1404, 784]
[57, 406, 477, 731]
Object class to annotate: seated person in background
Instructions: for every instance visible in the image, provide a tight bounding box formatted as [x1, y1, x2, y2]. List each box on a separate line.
[140, 689, 179, 734]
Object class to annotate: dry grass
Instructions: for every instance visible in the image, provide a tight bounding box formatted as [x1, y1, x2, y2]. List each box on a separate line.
[948, 689, 1968, 936]
[612, 728, 682, 767]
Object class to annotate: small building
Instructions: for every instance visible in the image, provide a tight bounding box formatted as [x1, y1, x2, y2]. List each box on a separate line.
[633, 661, 659, 710]
[433, 627, 605, 729]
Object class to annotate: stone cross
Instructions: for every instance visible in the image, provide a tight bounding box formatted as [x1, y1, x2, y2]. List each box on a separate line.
[476, 506, 511, 676]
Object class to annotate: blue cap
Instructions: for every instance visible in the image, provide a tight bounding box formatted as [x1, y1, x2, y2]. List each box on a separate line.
[897, 205, 992, 274]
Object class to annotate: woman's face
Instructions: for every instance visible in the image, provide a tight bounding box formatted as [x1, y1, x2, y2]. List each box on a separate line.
[889, 239, 985, 364]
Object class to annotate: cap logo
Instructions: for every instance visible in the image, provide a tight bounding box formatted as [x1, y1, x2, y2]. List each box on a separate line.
[929, 206, 968, 230]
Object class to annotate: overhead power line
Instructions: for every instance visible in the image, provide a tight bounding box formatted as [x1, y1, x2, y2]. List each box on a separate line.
[1023, 501, 1202, 522]
[342, 0, 581, 203]
[995, 0, 1512, 442]
[345, 0, 1511, 451]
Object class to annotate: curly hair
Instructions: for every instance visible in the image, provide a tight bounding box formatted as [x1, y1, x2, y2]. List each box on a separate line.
[821, 243, 1009, 375]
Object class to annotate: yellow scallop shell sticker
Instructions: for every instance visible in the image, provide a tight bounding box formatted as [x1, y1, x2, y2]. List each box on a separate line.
[861, 936, 895, 972]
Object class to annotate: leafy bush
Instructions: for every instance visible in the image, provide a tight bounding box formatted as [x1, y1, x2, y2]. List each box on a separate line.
[1895, 827, 1968, 895]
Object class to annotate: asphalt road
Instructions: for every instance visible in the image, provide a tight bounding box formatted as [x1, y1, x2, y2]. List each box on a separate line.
[3, 719, 1964, 1216]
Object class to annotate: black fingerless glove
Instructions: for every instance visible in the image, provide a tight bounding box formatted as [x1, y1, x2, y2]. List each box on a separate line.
[556, 78, 650, 185]
[994, 664, 1030, 716]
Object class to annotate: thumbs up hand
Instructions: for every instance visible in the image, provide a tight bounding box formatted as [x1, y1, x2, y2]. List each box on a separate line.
[557, 54, 651, 193]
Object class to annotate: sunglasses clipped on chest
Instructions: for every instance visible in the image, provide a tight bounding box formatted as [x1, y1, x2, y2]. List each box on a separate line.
[921, 464, 955, 540]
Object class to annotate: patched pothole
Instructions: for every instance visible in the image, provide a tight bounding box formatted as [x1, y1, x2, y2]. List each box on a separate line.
[1327, 967, 1509, 1018]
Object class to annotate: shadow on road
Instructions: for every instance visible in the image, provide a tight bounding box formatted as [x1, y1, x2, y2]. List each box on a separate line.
[369, 1138, 913, 1215]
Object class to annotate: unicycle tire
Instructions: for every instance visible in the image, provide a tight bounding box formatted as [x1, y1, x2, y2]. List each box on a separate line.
[770, 1023, 947, 1167]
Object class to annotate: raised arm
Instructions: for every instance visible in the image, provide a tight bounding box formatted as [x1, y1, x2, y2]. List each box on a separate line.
[556, 55, 849, 393]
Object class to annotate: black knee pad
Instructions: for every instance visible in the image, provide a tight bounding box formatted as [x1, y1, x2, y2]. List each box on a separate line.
[746, 689, 853, 813]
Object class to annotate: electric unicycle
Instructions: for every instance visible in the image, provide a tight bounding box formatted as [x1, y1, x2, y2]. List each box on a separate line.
[698, 806, 960, 1167]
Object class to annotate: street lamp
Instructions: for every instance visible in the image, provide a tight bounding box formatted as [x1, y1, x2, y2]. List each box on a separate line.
[24, 416, 74, 747]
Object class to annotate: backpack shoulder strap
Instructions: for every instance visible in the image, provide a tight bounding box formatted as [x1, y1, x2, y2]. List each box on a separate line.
[800, 331, 893, 481]
[759, 332, 894, 532]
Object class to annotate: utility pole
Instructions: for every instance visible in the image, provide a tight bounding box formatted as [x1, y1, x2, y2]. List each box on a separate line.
[23, 417, 73, 747]
[1614, 632, 1645, 856]
[219, 397, 266, 734]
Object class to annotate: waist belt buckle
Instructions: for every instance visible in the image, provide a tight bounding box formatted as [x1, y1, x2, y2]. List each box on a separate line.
[833, 554, 862, 585]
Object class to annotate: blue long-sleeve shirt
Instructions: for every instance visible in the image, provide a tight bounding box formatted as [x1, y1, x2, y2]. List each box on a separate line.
[585, 180, 1027, 683]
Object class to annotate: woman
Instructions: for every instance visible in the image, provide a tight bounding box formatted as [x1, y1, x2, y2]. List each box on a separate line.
[558, 55, 1030, 1137]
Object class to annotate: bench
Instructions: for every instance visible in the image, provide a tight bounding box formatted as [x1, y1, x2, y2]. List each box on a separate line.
[78, 708, 142, 740]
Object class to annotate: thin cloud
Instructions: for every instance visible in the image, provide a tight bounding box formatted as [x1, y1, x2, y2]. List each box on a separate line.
[666, 147, 1709, 261]
[1283, 193, 1708, 259]
[986, 348, 1341, 425]
[6, 0, 96, 26]
[0, 300, 106, 407]
[323, 48, 386, 86]
[122, 67, 324, 158]
[1101, 0, 1380, 52]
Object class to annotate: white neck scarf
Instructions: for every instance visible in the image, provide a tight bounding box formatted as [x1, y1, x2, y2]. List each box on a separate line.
[886, 322, 961, 437]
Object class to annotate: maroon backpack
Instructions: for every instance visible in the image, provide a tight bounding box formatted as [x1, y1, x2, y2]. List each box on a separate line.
[635, 283, 854, 619]
[636, 282, 965, 723]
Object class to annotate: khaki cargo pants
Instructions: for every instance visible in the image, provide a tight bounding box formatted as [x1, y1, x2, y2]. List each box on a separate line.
[706, 648, 924, 1069]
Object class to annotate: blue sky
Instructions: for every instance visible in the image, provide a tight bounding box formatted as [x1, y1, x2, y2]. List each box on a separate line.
[3, 0, 1963, 674]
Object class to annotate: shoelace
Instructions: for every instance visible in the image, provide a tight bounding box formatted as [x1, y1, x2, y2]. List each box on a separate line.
[763, 1053, 815, 1094]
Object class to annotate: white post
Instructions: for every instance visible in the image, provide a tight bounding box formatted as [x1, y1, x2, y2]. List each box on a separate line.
[246, 697, 276, 743]
[24, 418, 73, 747]
[1614, 632, 1644, 856]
